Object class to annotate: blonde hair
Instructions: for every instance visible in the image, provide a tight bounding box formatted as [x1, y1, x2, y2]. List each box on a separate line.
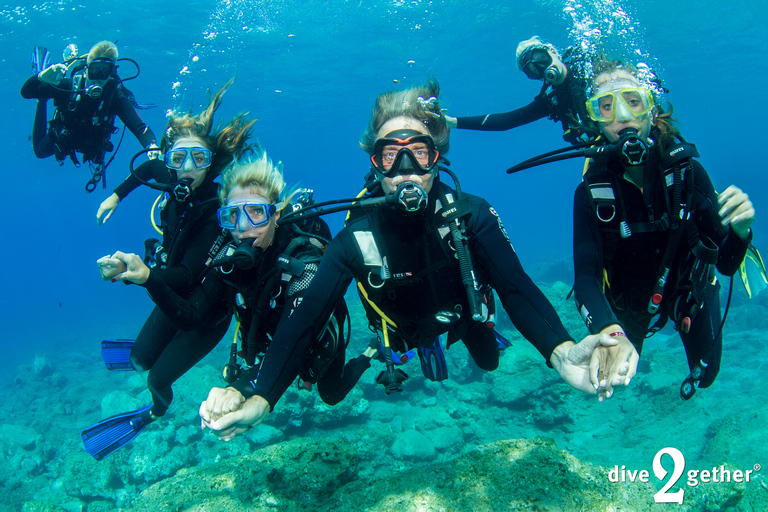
[161, 78, 257, 178]
[219, 151, 297, 213]
[87, 41, 118, 64]
[359, 77, 449, 155]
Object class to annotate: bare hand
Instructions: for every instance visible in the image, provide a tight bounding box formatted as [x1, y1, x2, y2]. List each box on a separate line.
[550, 333, 638, 398]
[38, 63, 67, 85]
[96, 255, 127, 280]
[96, 193, 120, 226]
[719, 185, 755, 240]
[146, 143, 161, 160]
[200, 389, 270, 442]
[591, 334, 639, 401]
[98, 251, 150, 284]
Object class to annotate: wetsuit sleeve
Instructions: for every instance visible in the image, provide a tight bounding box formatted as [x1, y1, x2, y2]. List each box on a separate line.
[230, 232, 357, 408]
[571, 183, 624, 334]
[113, 159, 168, 200]
[148, 218, 223, 297]
[455, 94, 549, 131]
[469, 197, 573, 364]
[113, 89, 157, 149]
[691, 161, 750, 275]
[143, 266, 230, 331]
[20, 74, 55, 100]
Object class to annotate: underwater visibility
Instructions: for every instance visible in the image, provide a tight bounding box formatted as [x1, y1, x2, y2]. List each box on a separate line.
[1, 0, 767, 510]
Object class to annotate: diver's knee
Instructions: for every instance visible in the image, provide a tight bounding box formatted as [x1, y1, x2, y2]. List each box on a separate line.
[129, 353, 149, 372]
[474, 355, 499, 372]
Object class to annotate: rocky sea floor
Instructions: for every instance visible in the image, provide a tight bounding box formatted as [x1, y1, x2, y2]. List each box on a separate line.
[2, 281, 768, 511]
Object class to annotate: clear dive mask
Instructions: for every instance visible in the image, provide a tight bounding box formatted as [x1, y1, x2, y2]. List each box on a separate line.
[217, 203, 277, 230]
[164, 147, 213, 171]
[586, 87, 655, 122]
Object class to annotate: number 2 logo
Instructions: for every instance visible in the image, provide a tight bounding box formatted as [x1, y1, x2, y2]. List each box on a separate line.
[653, 447, 685, 504]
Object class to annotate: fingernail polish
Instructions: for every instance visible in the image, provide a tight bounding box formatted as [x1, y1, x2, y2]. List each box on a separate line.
[111, 278, 117, 283]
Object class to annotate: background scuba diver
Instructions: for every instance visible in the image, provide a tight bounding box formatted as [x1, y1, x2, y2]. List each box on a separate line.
[199, 79, 638, 441]
[21, 41, 158, 192]
[81, 81, 255, 460]
[444, 36, 600, 145]
[572, 60, 755, 400]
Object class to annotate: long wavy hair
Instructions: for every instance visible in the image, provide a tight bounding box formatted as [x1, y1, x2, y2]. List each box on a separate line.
[161, 78, 257, 179]
[590, 59, 679, 149]
[359, 76, 450, 155]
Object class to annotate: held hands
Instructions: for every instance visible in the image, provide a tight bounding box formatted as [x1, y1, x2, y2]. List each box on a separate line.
[550, 333, 638, 401]
[718, 185, 755, 240]
[199, 387, 270, 441]
[38, 63, 68, 85]
[96, 193, 120, 226]
[96, 251, 150, 284]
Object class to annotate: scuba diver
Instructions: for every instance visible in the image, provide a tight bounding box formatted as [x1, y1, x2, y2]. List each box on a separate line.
[21, 42, 158, 192]
[444, 36, 601, 145]
[511, 59, 755, 400]
[80, 81, 255, 460]
[110, 152, 362, 413]
[198, 79, 638, 442]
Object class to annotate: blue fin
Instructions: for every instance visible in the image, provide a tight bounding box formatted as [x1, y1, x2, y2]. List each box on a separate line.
[495, 329, 512, 350]
[418, 336, 448, 382]
[31, 46, 51, 75]
[81, 405, 153, 460]
[372, 339, 416, 366]
[101, 339, 135, 371]
[738, 244, 768, 298]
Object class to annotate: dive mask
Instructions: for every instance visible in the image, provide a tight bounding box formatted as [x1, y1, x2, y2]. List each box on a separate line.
[518, 45, 561, 84]
[87, 58, 115, 81]
[586, 86, 655, 122]
[370, 130, 440, 179]
[217, 202, 277, 230]
[164, 147, 213, 171]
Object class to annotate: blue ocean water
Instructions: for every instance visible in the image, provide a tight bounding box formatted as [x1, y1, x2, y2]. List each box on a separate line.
[1, 0, 767, 508]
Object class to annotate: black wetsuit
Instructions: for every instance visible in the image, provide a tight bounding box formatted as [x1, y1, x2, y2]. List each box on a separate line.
[113, 158, 171, 202]
[143, 221, 366, 407]
[454, 50, 598, 144]
[573, 147, 750, 387]
[231, 179, 573, 408]
[20, 72, 156, 163]
[127, 167, 230, 416]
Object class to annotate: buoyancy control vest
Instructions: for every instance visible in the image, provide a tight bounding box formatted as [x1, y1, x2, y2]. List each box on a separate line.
[49, 65, 119, 166]
[581, 137, 718, 333]
[348, 181, 495, 350]
[210, 216, 349, 384]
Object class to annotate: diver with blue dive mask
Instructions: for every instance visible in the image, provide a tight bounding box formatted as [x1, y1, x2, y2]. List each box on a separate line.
[82, 81, 257, 460]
